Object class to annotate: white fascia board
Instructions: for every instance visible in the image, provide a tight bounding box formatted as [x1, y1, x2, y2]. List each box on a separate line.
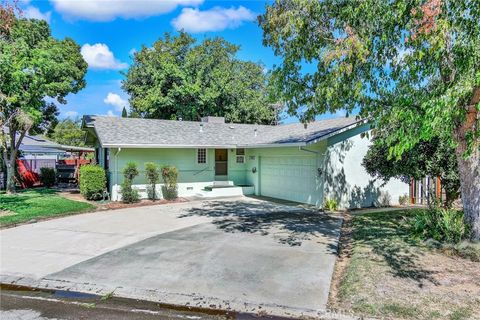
[101, 142, 307, 149]
[237, 142, 306, 148]
[305, 119, 368, 145]
[101, 144, 239, 149]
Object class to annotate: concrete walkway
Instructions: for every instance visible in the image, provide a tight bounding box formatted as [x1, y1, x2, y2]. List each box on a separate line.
[0, 197, 342, 318]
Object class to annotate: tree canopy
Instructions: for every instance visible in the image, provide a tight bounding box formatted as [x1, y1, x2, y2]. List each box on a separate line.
[0, 5, 87, 192]
[122, 32, 279, 124]
[259, 0, 480, 239]
[49, 118, 86, 147]
[363, 136, 460, 206]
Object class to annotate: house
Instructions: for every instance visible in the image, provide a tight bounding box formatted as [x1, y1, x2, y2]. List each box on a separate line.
[82, 115, 408, 208]
[1, 128, 94, 188]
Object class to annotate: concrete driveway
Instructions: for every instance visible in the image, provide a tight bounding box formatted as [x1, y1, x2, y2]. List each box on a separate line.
[0, 197, 342, 317]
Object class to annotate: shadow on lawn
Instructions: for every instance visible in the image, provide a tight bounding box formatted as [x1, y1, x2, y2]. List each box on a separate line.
[353, 210, 438, 287]
[179, 200, 342, 253]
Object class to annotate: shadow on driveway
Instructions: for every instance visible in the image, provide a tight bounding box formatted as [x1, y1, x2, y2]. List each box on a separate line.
[179, 199, 342, 252]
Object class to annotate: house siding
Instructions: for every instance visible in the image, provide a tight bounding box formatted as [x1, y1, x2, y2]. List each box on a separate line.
[323, 124, 408, 208]
[102, 123, 408, 207]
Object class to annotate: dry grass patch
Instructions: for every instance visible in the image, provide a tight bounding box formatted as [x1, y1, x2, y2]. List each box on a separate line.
[329, 210, 480, 320]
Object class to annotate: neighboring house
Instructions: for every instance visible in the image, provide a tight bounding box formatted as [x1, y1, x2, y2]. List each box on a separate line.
[18, 134, 68, 173]
[1, 129, 94, 188]
[82, 115, 408, 208]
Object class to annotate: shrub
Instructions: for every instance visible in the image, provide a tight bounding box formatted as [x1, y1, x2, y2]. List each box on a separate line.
[398, 194, 409, 206]
[39, 167, 56, 187]
[411, 207, 470, 243]
[144, 162, 160, 200]
[324, 198, 338, 211]
[121, 162, 139, 203]
[378, 192, 392, 207]
[79, 165, 106, 200]
[161, 165, 178, 200]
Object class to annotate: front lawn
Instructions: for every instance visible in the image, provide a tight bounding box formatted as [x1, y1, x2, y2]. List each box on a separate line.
[0, 189, 95, 227]
[330, 209, 480, 320]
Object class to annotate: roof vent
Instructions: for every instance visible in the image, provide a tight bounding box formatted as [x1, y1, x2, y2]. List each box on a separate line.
[199, 123, 204, 133]
[254, 128, 258, 137]
[201, 116, 225, 124]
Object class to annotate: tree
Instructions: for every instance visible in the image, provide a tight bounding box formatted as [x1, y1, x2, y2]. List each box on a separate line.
[49, 118, 86, 147]
[0, 4, 87, 193]
[122, 32, 278, 124]
[259, 0, 480, 239]
[121, 106, 128, 118]
[363, 136, 460, 207]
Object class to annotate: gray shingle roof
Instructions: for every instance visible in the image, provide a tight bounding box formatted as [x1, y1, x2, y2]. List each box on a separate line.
[83, 116, 362, 148]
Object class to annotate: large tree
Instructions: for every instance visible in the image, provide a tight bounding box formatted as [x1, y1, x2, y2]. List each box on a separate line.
[0, 5, 87, 193]
[122, 32, 278, 124]
[48, 118, 86, 147]
[259, 0, 480, 239]
[363, 136, 460, 207]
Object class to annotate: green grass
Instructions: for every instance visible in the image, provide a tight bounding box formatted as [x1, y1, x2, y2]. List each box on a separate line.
[334, 209, 480, 320]
[0, 188, 95, 226]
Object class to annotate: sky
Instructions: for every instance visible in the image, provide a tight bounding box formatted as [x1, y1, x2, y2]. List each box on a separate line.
[22, 0, 343, 123]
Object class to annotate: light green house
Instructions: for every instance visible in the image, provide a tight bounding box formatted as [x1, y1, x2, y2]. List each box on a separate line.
[82, 115, 408, 208]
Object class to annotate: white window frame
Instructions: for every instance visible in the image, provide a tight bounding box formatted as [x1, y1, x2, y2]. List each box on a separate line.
[197, 148, 207, 164]
[236, 155, 245, 164]
[236, 148, 245, 164]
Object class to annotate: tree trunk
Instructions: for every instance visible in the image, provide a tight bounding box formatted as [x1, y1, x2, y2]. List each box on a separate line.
[454, 88, 480, 240]
[5, 158, 16, 193]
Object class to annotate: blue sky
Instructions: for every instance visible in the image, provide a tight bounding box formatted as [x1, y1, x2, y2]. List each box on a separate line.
[23, 0, 342, 123]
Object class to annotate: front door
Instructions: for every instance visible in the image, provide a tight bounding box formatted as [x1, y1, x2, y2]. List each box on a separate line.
[215, 149, 228, 177]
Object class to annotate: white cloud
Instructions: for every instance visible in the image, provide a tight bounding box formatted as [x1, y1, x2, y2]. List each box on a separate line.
[23, 6, 51, 22]
[171, 6, 255, 33]
[64, 111, 79, 118]
[103, 93, 128, 111]
[50, 0, 203, 21]
[81, 43, 127, 70]
[106, 110, 117, 117]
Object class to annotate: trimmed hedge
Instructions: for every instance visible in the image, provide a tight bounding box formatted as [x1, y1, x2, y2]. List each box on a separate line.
[121, 162, 139, 203]
[161, 165, 178, 200]
[79, 165, 106, 200]
[40, 167, 56, 187]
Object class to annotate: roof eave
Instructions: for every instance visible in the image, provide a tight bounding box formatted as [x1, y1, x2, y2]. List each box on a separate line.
[305, 119, 368, 145]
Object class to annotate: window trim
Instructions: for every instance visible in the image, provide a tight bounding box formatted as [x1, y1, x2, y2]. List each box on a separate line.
[236, 155, 245, 164]
[197, 148, 207, 164]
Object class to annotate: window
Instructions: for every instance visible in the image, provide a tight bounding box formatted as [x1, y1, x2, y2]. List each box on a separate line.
[197, 148, 207, 164]
[236, 148, 245, 163]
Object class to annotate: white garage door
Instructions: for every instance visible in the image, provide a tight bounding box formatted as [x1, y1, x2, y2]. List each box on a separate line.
[259, 156, 318, 204]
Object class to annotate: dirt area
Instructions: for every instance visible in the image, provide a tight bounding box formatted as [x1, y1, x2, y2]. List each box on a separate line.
[328, 209, 480, 320]
[0, 210, 16, 218]
[58, 190, 188, 210]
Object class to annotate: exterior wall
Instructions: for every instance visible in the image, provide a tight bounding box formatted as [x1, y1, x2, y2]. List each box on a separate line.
[323, 124, 409, 208]
[245, 144, 326, 206]
[104, 124, 408, 207]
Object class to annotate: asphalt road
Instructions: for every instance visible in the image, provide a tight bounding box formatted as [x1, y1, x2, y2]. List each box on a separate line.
[0, 288, 228, 320]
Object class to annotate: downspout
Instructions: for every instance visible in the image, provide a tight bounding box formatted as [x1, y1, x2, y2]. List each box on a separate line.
[114, 147, 122, 201]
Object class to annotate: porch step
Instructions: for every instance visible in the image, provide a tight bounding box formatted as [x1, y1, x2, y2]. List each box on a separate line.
[213, 180, 234, 187]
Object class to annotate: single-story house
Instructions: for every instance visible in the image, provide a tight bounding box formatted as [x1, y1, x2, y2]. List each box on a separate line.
[82, 115, 408, 208]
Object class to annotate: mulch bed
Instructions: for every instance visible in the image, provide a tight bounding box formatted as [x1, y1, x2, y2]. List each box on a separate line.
[97, 198, 188, 210]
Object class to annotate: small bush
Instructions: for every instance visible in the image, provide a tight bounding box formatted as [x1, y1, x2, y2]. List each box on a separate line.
[121, 180, 139, 203]
[79, 165, 106, 200]
[411, 207, 470, 243]
[39, 167, 56, 187]
[145, 162, 160, 200]
[324, 198, 338, 211]
[161, 165, 178, 200]
[378, 192, 392, 207]
[121, 162, 140, 203]
[398, 194, 409, 206]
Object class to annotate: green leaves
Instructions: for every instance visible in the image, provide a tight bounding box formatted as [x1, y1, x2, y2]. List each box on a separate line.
[122, 32, 278, 124]
[259, 0, 480, 152]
